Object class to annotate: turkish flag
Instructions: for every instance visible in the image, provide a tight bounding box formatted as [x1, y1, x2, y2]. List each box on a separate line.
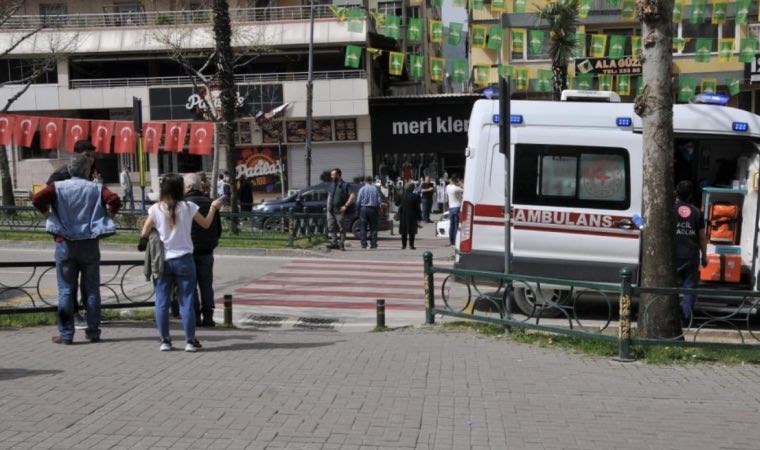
[164, 122, 188, 152]
[90, 120, 114, 153]
[38, 117, 64, 150]
[64, 119, 90, 152]
[0, 115, 16, 146]
[13, 116, 39, 147]
[113, 121, 136, 154]
[188, 122, 214, 155]
[142, 122, 164, 154]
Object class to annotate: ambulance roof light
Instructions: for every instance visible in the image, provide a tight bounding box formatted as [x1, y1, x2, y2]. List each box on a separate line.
[560, 90, 621, 103]
[692, 93, 729, 106]
[492, 114, 523, 124]
[616, 117, 633, 127]
[732, 122, 749, 132]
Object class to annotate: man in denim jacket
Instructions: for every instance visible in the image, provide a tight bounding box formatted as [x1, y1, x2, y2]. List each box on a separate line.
[33, 154, 121, 345]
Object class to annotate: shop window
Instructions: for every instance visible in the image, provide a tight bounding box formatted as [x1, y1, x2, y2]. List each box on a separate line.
[678, 19, 735, 54]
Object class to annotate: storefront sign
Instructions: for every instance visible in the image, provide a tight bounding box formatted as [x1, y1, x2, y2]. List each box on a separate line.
[575, 57, 641, 76]
[234, 147, 286, 193]
[149, 84, 283, 121]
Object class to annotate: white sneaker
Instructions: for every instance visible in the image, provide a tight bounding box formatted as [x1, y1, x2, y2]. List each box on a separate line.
[184, 342, 198, 353]
[159, 339, 172, 351]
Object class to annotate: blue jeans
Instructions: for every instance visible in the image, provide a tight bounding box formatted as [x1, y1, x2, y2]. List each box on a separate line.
[155, 253, 197, 342]
[421, 197, 432, 222]
[193, 253, 215, 321]
[359, 206, 379, 248]
[55, 239, 101, 341]
[448, 207, 460, 245]
[677, 258, 699, 324]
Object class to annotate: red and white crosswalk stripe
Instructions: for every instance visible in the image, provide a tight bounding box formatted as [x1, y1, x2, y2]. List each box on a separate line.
[233, 258, 449, 312]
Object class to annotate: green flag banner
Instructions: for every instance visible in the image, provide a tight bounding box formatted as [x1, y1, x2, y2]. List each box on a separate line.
[487, 26, 504, 50]
[636, 76, 645, 96]
[529, 30, 545, 54]
[599, 74, 613, 91]
[470, 0, 484, 10]
[536, 69, 552, 93]
[344, 45, 362, 68]
[499, 65, 513, 78]
[347, 8, 364, 33]
[513, 0, 527, 13]
[620, 0, 635, 20]
[616, 75, 631, 96]
[608, 35, 626, 59]
[409, 54, 424, 79]
[690, 0, 707, 24]
[472, 25, 487, 48]
[452, 59, 469, 83]
[631, 36, 641, 58]
[576, 73, 594, 90]
[673, 1, 683, 22]
[574, 33, 586, 58]
[678, 77, 697, 102]
[431, 57, 446, 81]
[590, 34, 607, 58]
[451, 0, 466, 6]
[383, 15, 400, 39]
[701, 78, 717, 93]
[491, 0, 506, 12]
[712, 2, 727, 24]
[578, 0, 592, 18]
[514, 68, 529, 91]
[740, 38, 758, 63]
[430, 20, 444, 43]
[673, 37, 687, 53]
[407, 18, 423, 42]
[448, 22, 463, 46]
[718, 38, 733, 62]
[726, 78, 741, 96]
[695, 38, 712, 63]
[431, 0, 443, 6]
[389, 52, 405, 76]
[606, 0, 620, 7]
[474, 66, 490, 86]
[512, 29, 525, 53]
[736, 0, 751, 24]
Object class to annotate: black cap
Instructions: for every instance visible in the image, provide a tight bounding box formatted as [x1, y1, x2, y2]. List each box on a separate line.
[73, 139, 96, 153]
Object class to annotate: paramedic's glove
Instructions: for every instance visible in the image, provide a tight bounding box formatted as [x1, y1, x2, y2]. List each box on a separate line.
[138, 236, 149, 252]
[701, 255, 708, 267]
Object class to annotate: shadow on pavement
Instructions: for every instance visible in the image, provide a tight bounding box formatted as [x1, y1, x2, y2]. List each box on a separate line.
[0, 368, 63, 381]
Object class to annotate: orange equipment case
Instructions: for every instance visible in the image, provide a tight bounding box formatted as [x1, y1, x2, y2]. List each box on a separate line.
[700, 253, 741, 283]
[707, 202, 740, 244]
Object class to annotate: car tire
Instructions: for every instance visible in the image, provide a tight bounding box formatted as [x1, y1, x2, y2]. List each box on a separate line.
[351, 219, 361, 240]
[261, 217, 282, 232]
[512, 285, 571, 318]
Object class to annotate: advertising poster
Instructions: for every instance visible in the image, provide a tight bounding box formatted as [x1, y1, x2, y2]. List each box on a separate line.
[234, 147, 287, 194]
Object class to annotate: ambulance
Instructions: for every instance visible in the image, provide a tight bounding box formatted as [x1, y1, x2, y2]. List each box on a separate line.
[455, 91, 760, 316]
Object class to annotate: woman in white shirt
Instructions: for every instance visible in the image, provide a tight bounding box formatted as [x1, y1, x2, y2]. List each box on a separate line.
[139, 173, 223, 352]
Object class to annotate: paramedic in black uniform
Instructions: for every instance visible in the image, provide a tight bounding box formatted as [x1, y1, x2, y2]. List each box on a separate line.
[674, 180, 708, 325]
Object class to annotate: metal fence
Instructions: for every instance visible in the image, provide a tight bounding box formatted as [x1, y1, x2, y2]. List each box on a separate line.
[423, 253, 760, 361]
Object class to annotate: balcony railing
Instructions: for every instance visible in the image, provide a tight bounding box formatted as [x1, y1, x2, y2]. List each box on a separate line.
[0, 5, 357, 30]
[68, 70, 366, 89]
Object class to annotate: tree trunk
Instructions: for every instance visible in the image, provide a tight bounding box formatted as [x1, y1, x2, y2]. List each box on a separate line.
[212, 0, 239, 233]
[636, 0, 681, 338]
[0, 144, 14, 207]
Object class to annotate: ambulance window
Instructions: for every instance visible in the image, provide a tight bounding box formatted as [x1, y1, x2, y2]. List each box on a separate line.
[514, 144, 630, 209]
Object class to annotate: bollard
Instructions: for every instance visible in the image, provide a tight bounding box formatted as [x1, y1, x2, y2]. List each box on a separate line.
[223, 294, 233, 326]
[376, 299, 385, 328]
[614, 267, 636, 362]
[423, 251, 435, 325]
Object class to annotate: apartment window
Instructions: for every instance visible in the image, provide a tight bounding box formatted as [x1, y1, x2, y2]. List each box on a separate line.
[677, 19, 736, 54]
[0, 59, 58, 84]
[513, 144, 630, 209]
[39, 3, 67, 26]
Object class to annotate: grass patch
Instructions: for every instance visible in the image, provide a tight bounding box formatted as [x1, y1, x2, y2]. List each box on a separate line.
[0, 311, 57, 328]
[372, 325, 391, 332]
[438, 321, 760, 365]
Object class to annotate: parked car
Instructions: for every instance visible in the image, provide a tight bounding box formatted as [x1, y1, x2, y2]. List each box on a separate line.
[436, 212, 450, 239]
[252, 182, 391, 239]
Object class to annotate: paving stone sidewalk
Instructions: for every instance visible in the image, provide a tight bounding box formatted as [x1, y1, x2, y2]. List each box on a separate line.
[1, 323, 760, 449]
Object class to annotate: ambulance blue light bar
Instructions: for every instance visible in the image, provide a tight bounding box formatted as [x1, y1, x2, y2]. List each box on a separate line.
[693, 93, 729, 106]
[616, 117, 632, 127]
[732, 122, 749, 132]
[492, 114, 524, 124]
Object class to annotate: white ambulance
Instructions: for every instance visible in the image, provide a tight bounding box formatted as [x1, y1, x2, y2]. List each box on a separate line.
[456, 92, 760, 316]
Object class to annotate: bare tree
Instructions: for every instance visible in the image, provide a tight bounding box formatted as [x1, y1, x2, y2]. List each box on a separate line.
[0, 1, 79, 206]
[635, 0, 681, 338]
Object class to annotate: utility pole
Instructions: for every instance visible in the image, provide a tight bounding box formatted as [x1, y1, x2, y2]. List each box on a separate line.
[305, 0, 315, 186]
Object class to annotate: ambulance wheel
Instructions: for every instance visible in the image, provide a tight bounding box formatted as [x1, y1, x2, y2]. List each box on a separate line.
[512, 285, 571, 318]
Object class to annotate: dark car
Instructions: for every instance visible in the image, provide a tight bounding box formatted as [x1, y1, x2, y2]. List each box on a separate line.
[251, 182, 391, 239]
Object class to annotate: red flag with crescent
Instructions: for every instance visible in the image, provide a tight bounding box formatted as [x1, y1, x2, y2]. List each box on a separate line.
[0, 114, 16, 146]
[188, 122, 214, 155]
[164, 121, 188, 152]
[64, 119, 90, 152]
[90, 120, 114, 153]
[38, 117, 64, 150]
[13, 116, 39, 147]
[142, 122, 164, 154]
[113, 121, 136, 154]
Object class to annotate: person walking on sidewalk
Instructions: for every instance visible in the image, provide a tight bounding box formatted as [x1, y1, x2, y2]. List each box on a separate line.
[420, 176, 435, 223]
[33, 154, 121, 345]
[326, 168, 355, 250]
[445, 176, 463, 246]
[357, 175, 384, 249]
[396, 181, 422, 250]
[138, 173, 224, 352]
[120, 164, 134, 209]
[184, 173, 222, 327]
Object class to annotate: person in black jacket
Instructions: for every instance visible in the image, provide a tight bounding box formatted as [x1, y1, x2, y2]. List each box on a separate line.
[396, 181, 422, 250]
[183, 172, 222, 327]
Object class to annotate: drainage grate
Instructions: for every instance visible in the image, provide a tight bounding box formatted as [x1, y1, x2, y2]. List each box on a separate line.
[241, 314, 287, 328]
[293, 317, 339, 330]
